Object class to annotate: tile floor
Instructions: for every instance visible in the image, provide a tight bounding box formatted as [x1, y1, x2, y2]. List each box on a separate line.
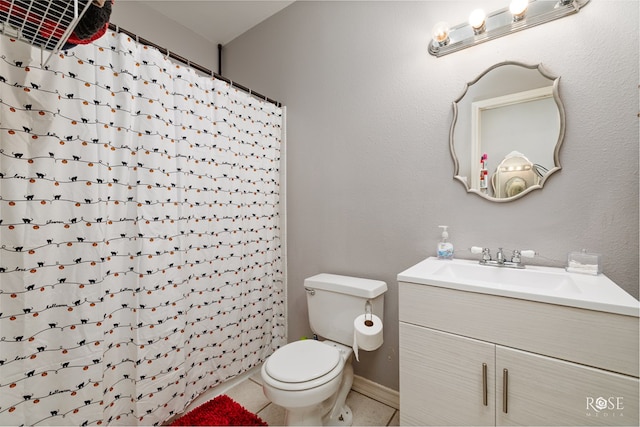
[226, 371, 400, 426]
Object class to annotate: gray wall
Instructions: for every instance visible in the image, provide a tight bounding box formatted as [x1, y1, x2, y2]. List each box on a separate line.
[111, 1, 219, 71]
[224, 1, 639, 391]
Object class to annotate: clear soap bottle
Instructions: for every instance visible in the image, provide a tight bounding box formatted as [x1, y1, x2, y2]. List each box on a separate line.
[437, 226, 454, 260]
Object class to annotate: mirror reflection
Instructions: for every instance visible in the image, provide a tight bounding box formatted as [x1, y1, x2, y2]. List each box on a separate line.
[450, 61, 565, 202]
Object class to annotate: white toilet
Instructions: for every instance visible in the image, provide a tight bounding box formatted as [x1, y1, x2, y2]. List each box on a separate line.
[261, 273, 387, 426]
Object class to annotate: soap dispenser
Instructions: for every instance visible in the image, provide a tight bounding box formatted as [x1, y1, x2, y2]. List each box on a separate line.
[437, 226, 454, 260]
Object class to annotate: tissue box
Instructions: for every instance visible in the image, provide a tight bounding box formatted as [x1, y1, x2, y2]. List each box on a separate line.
[566, 251, 602, 275]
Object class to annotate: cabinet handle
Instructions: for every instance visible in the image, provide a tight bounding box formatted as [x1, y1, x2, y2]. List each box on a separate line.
[502, 368, 509, 413]
[482, 363, 488, 406]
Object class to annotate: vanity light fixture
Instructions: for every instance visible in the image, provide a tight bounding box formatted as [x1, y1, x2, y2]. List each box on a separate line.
[429, 0, 590, 57]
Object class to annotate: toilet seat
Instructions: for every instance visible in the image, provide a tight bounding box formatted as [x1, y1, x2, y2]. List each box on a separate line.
[263, 340, 345, 391]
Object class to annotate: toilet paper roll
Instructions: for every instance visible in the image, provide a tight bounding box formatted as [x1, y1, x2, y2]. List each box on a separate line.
[352, 314, 383, 362]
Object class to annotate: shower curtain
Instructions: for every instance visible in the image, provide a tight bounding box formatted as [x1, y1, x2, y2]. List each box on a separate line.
[0, 31, 285, 426]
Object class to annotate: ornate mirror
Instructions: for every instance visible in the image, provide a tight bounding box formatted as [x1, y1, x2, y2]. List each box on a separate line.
[450, 61, 565, 202]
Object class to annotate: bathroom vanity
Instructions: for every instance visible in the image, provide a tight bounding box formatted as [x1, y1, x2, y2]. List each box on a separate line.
[398, 257, 639, 426]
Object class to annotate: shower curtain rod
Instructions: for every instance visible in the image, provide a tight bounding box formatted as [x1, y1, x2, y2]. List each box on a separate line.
[107, 23, 282, 107]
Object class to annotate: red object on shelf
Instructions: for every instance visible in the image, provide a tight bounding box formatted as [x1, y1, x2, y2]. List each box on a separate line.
[66, 0, 113, 46]
[66, 22, 107, 45]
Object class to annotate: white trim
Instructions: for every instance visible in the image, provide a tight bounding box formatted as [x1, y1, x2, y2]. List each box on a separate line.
[352, 375, 400, 410]
[472, 86, 553, 112]
[280, 106, 288, 342]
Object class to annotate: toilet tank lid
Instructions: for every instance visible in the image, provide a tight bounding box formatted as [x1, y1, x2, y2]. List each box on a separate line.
[304, 273, 387, 298]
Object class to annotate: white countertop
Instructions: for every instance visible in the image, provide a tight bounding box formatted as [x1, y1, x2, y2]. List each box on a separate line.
[397, 257, 639, 317]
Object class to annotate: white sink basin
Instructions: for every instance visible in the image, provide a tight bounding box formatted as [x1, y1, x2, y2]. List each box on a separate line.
[398, 257, 639, 316]
[432, 262, 581, 293]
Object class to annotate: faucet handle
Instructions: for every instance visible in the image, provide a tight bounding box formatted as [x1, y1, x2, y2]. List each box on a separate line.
[512, 249, 534, 266]
[471, 246, 492, 262]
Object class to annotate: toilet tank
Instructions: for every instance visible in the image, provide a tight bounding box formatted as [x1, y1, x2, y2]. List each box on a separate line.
[304, 273, 387, 346]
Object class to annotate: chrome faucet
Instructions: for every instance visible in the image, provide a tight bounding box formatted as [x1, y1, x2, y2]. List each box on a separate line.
[474, 247, 533, 269]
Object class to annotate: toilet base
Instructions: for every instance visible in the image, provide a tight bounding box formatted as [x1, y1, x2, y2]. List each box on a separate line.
[285, 403, 353, 426]
[323, 404, 352, 426]
[322, 360, 354, 425]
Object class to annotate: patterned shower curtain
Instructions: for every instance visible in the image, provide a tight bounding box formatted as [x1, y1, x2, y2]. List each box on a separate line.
[0, 31, 285, 426]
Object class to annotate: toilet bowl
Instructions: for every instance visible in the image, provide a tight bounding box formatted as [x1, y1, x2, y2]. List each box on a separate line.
[261, 340, 354, 426]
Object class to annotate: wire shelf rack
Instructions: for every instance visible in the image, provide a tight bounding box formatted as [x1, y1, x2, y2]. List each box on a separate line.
[0, 0, 92, 65]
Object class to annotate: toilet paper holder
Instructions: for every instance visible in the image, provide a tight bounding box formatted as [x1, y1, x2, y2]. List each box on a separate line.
[353, 301, 384, 361]
[364, 300, 373, 327]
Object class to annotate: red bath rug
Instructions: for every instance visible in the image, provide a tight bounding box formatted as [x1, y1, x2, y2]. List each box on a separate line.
[170, 394, 268, 426]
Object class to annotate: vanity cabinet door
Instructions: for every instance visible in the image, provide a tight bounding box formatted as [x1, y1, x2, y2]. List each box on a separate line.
[399, 323, 496, 426]
[496, 346, 640, 426]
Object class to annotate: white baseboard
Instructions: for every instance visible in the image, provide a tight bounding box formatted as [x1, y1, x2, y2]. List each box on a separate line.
[352, 375, 399, 410]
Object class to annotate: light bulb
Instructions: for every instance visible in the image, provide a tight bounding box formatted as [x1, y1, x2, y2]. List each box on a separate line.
[510, 0, 528, 21]
[468, 9, 486, 34]
[431, 21, 450, 46]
